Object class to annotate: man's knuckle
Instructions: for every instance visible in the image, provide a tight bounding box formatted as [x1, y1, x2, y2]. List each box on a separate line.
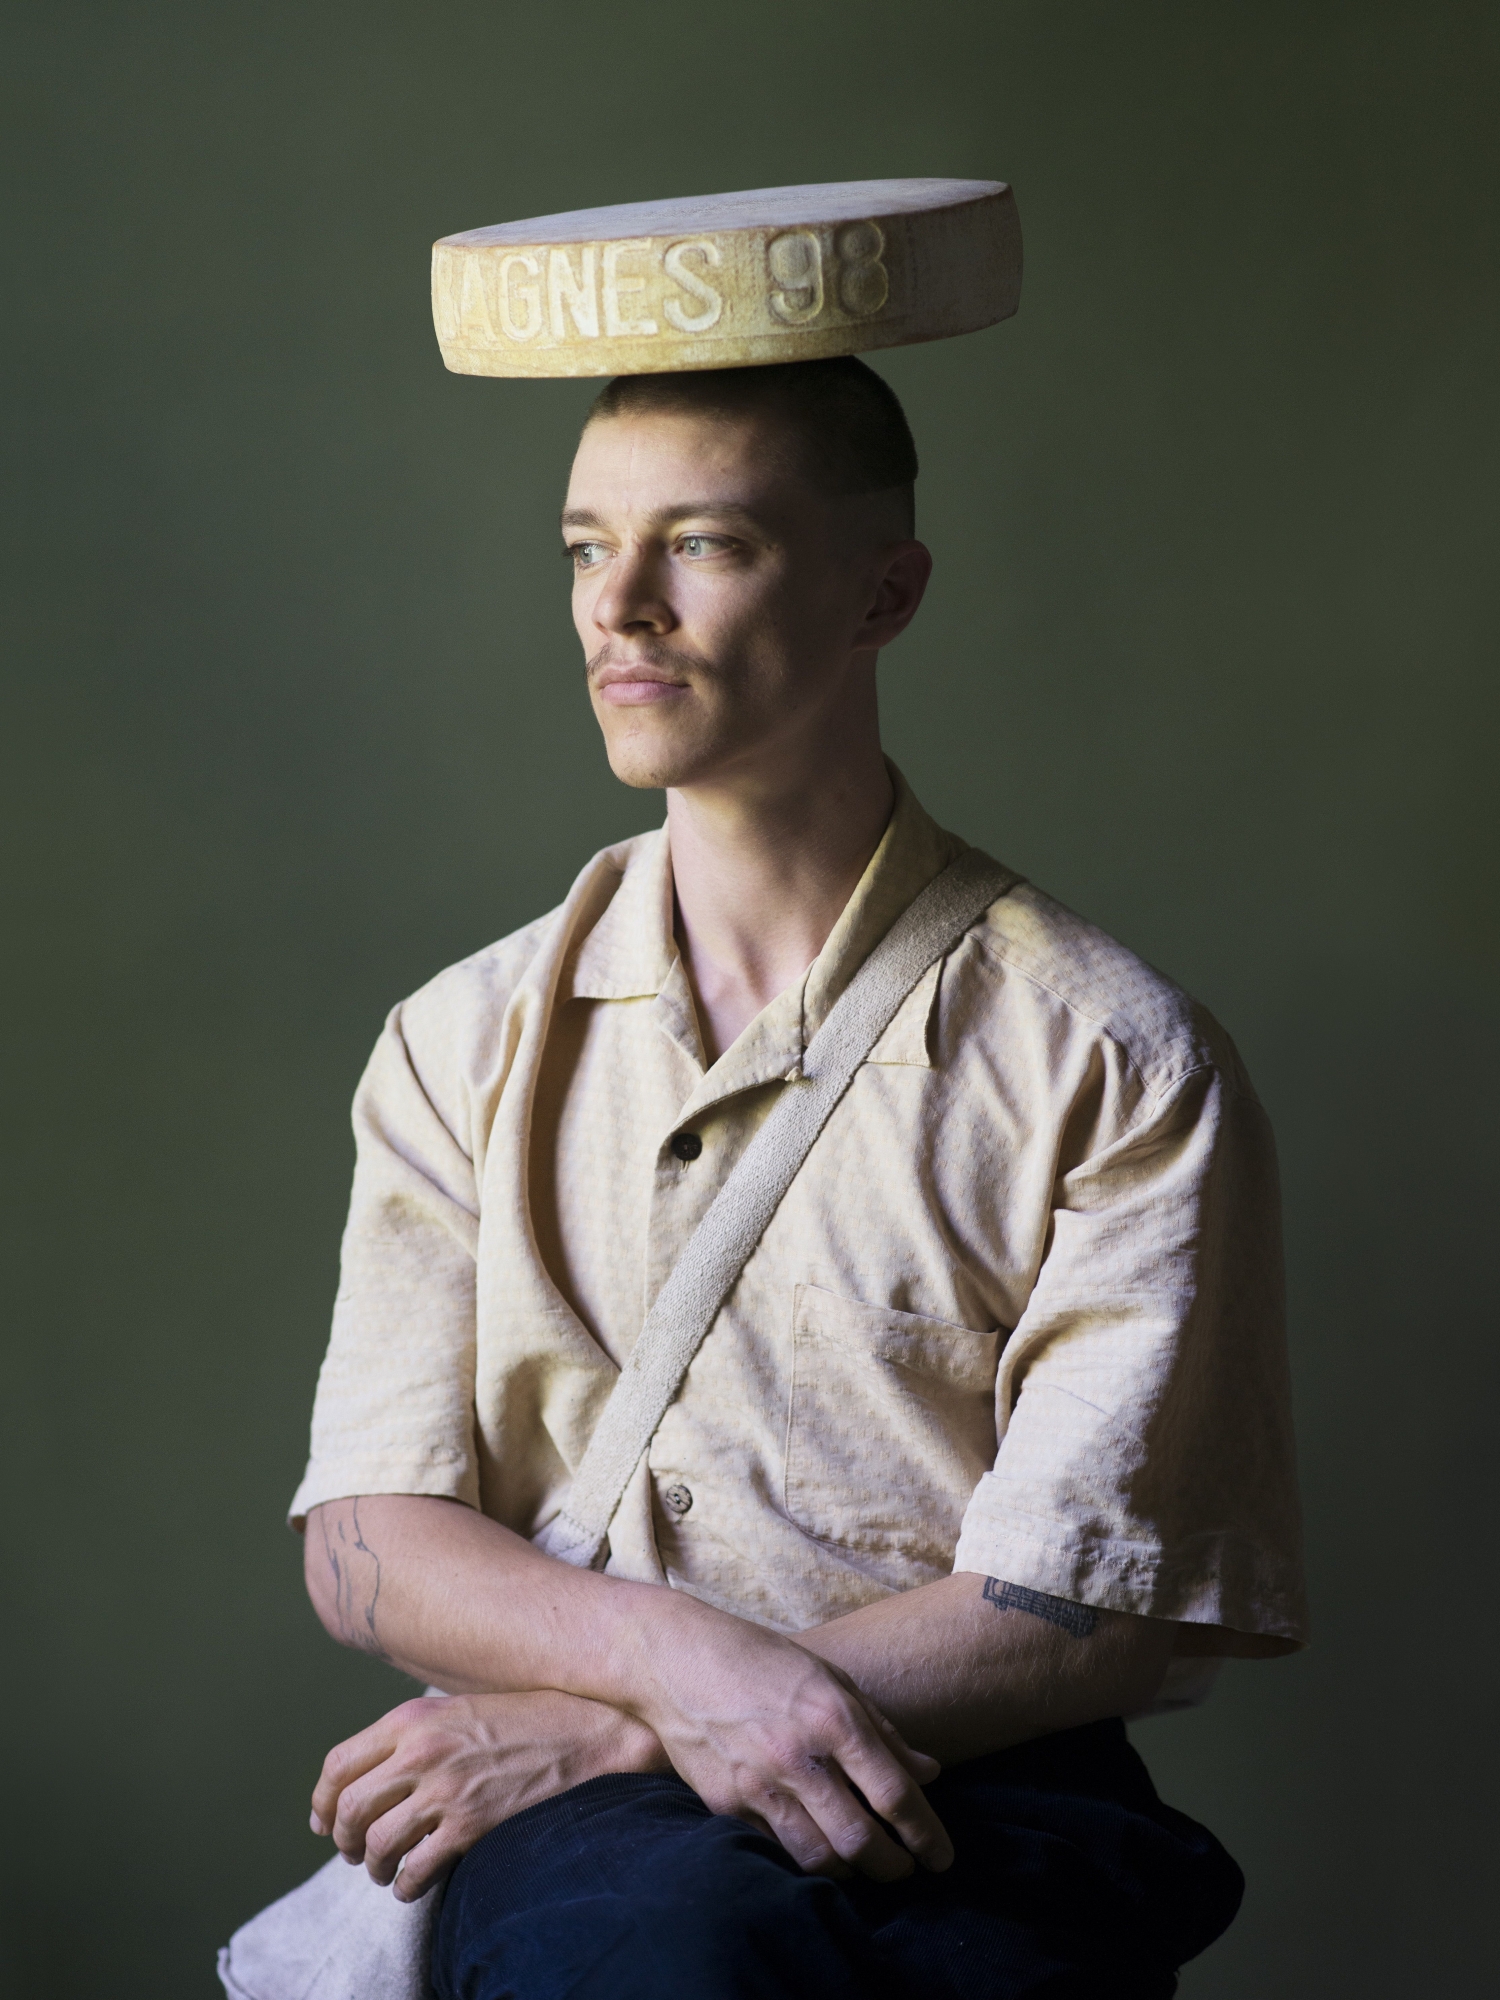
[863, 1772, 910, 1814]
[768, 1736, 804, 1784]
[760, 1786, 807, 1832]
[805, 1683, 848, 1724]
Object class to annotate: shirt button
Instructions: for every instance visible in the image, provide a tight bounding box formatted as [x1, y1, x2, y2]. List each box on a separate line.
[662, 1483, 694, 1518]
[670, 1131, 703, 1162]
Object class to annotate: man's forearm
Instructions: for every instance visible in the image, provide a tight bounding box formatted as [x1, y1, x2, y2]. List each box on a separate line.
[306, 1496, 1175, 1771]
[305, 1492, 956, 1880]
[305, 1493, 661, 1701]
[800, 1571, 1177, 1763]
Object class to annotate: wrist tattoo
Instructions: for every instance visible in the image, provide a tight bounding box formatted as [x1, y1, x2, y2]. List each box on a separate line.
[321, 1499, 391, 1662]
[984, 1576, 1098, 1639]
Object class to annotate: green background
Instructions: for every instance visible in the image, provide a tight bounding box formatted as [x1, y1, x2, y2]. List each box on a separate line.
[3, 2, 1496, 1993]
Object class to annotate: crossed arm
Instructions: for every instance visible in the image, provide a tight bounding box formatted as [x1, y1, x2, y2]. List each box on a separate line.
[303, 1493, 1177, 1900]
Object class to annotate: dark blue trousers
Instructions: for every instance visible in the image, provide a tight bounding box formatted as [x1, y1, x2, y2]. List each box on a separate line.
[432, 1719, 1242, 2000]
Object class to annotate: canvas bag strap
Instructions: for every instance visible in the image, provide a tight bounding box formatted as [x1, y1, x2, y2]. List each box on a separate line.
[535, 847, 1017, 1571]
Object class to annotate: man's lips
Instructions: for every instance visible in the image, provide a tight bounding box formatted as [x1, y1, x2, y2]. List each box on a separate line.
[591, 660, 692, 706]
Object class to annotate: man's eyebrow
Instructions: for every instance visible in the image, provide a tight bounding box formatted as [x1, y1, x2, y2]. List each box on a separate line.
[559, 502, 770, 534]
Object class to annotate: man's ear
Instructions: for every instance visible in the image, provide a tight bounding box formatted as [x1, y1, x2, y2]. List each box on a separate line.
[859, 541, 933, 649]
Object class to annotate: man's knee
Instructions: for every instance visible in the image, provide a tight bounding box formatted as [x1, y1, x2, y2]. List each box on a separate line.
[434, 1775, 877, 1999]
[626, 1809, 865, 1970]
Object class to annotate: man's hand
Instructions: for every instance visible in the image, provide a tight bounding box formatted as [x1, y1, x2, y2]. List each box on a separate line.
[309, 1690, 666, 1903]
[609, 1590, 952, 1882]
[304, 1500, 1179, 1881]
[304, 1496, 952, 1883]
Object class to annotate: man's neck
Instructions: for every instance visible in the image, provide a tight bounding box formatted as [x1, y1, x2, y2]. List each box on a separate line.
[666, 733, 894, 1065]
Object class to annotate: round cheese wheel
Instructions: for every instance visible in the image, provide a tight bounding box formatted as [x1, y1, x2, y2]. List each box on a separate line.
[432, 178, 1021, 378]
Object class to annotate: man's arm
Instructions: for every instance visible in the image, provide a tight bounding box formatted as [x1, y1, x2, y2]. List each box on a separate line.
[306, 1495, 1172, 1855]
[308, 1561, 1161, 1904]
[800, 1572, 1177, 1764]
[307, 1495, 1168, 1736]
[304, 1494, 952, 1882]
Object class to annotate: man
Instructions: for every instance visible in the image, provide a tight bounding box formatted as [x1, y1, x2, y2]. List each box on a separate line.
[292, 358, 1305, 1999]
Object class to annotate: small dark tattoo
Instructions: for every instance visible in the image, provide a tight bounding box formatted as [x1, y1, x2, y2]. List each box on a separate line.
[321, 1499, 391, 1663]
[983, 1576, 1098, 1638]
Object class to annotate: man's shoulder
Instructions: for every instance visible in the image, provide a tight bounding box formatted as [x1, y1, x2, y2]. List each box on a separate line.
[388, 834, 648, 1070]
[968, 872, 1246, 1098]
[405, 906, 563, 1026]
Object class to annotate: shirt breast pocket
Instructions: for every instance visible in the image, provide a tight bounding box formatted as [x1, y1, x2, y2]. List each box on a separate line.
[784, 1283, 1000, 1565]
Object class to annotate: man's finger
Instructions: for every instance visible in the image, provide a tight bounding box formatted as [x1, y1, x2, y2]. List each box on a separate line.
[331, 1765, 419, 1861]
[751, 1790, 859, 1880]
[838, 1732, 954, 1873]
[390, 1827, 459, 1904]
[847, 1688, 942, 1785]
[787, 1762, 919, 1883]
[818, 1660, 942, 1787]
[361, 1798, 439, 1889]
[309, 1717, 400, 1834]
[735, 1804, 853, 1881]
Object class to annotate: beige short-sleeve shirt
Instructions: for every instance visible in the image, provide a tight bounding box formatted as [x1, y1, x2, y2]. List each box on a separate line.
[292, 773, 1307, 1656]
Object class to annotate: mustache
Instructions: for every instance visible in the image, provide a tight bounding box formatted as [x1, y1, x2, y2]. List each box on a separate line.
[586, 641, 716, 682]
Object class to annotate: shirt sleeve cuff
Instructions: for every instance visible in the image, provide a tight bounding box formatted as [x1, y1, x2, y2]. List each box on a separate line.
[287, 1455, 478, 1531]
[953, 1472, 1308, 1651]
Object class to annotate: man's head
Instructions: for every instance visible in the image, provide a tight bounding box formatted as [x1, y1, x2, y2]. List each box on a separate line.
[562, 357, 931, 795]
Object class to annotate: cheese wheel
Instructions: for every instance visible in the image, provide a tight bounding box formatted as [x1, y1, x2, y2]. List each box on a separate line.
[432, 178, 1020, 378]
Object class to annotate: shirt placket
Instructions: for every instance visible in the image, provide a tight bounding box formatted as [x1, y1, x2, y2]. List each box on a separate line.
[637, 967, 808, 1531]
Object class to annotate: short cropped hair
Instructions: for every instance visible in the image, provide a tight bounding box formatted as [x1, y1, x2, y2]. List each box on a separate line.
[584, 356, 919, 530]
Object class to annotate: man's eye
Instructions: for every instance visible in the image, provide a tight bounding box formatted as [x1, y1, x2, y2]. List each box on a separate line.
[568, 541, 608, 568]
[679, 535, 717, 558]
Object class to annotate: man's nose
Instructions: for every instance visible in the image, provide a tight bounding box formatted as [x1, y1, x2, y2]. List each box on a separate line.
[592, 543, 675, 636]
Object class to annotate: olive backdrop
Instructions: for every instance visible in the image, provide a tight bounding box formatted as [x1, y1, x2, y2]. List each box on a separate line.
[3, 3, 1496, 1995]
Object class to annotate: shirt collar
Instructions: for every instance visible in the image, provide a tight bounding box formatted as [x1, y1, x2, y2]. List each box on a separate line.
[564, 765, 968, 1104]
[566, 826, 677, 1002]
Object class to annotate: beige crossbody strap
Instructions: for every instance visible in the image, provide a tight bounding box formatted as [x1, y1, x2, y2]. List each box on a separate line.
[536, 847, 1017, 1571]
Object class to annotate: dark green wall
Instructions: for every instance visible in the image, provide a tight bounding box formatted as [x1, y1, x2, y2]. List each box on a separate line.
[3, 4, 1495, 1994]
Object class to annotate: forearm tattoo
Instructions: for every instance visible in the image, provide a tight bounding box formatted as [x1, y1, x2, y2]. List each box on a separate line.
[319, 1499, 391, 1661]
[984, 1576, 1098, 1639]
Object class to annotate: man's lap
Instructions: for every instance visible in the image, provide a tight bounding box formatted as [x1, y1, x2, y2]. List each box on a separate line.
[431, 1718, 1242, 2000]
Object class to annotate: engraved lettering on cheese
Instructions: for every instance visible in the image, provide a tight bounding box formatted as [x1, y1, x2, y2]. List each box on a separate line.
[767, 230, 824, 325]
[662, 238, 724, 333]
[498, 252, 543, 342]
[602, 239, 659, 338]
[452, 253, 499, 345]
[835, 221, 890, 318]
[547, 246, 599, 340]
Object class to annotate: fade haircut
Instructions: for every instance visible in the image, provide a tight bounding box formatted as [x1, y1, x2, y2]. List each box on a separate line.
[584, 356, 919, 533]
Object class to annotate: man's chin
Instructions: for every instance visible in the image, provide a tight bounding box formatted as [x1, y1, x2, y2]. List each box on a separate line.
[600, 723, 722, 793]
[605, 748, 702, 791]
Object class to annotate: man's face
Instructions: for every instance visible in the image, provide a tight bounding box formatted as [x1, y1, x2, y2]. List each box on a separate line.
[563, 408, 908, 791]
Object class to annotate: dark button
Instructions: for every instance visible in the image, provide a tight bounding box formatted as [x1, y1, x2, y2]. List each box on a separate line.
[662, 1483, 694, 1518]
[670, 1131, 703, 1162]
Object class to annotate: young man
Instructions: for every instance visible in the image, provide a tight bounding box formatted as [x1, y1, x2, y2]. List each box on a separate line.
[292, 359, 1305, 1999]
